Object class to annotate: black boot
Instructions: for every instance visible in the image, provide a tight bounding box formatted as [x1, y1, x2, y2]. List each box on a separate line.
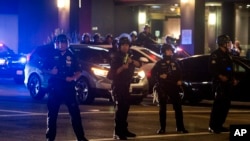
[157, 128, 166, 134]
[176, 128, 188, 133]
[125, 130, 136, 137]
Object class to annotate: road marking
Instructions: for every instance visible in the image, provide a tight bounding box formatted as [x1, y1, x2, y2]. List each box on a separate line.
[0, 109, 34, 114]
[0, 109, 249, 117]
[66, 132, 228, 141]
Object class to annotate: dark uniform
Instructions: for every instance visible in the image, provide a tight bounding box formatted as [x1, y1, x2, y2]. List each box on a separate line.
[208, 34, 234, 133]
[151, 44, 187, 134]
[137, 24, 157, 47]
[45, 34, 87, 141]
[109, 36, 138, 140]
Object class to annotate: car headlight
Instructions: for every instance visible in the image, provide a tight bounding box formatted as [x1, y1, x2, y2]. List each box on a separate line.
[19, 57, 27, 64]
[137, 70, 146, 79]
[0, 58, 6, 65]
[91, 67, 108, 77]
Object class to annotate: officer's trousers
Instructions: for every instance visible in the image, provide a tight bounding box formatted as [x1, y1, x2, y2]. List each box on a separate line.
[46, 83, 85, 141]
[209, 82, 232, 130]
[112, 84, 130, 135]
[158, 83, 185, 130]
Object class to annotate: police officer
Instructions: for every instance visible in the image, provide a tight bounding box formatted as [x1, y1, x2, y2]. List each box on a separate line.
[208, 34, 236, 134]
[44, 34, 88, 141]
[91, 33, 103, 44]
[109, 35, 141, 140]
[151, 43, 188, 134]
[81, 33, 91, 44]
[130, 31, 138, 46]
[137, 24, 157, 47]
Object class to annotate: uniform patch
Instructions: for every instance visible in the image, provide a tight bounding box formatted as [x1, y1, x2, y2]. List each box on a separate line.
[66, 56, 72, 66]
[171, 63, 176, 70]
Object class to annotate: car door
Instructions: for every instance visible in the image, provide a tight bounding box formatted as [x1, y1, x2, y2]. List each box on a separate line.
[231, 58, 250, 101]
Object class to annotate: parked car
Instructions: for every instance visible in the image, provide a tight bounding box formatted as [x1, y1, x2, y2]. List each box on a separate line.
[0, 43, 27, 84]
[178, 54, 250, 104]
[24, 44, 148, 104]
[130, 46, 162, 94]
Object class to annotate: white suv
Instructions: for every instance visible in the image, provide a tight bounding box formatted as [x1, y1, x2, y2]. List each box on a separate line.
[24, 44, 148, 104]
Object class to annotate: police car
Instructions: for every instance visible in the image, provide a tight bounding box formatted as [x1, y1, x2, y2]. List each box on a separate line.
[0, 43, 27, 84]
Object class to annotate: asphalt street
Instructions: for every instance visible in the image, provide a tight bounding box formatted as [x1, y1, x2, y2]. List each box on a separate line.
[0, 78, 250, 141]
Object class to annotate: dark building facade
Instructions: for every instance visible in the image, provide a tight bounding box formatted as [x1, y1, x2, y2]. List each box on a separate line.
[0, 0, 249, 56]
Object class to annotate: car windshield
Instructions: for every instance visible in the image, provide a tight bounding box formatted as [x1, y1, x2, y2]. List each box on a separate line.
[71, 47, 110, 64]
[139, 48, 162, 61]
[0, 44, 14, 56]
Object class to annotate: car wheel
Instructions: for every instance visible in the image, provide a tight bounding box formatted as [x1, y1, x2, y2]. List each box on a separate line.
[28, 74, 46, 100]
[75, 78, 95, 104]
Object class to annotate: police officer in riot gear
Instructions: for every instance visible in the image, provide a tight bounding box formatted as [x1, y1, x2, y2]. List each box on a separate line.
[151, 43, 188, 134]
[109, 35, 141, 140]
[44, 34, 88, 141]
[208, 34, 237, 134]
[81, 33, 91, 44]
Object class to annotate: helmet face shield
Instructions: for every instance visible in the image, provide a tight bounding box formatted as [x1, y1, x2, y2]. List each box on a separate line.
[55, 34, 68, 43]
[55, 39, 68, 43]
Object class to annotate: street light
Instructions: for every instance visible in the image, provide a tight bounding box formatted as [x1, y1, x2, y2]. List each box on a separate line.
[57, 0, 66, 8]
[138, 12, 146, 24]
[181, 0, 189, 3]
[208, 13, 216, 25]
[57, 0, 70, 33]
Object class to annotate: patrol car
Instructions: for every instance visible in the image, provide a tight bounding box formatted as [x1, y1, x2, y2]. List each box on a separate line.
[0, 43, 26, 84]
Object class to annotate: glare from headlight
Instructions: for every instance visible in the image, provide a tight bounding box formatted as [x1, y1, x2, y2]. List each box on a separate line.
[0, 58, 5, 65]
[19, 57, 27, 64]
[138, 70, 146, 79]
[91, 67, 108, 77]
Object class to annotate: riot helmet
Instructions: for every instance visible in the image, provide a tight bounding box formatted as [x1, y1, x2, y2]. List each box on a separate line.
[93, 33, 101, 41]
[161, 44, 175, 60]
[104, 34, 113, 45]
[82, 33, 90, 41]
[54, 34, 69, 51]
[118, 36, 131, 47]
[130, 31, 137, 37]
[160, 43, 175, 55]
[117, 33, 131, 46]
[216, 34, 231, 46]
